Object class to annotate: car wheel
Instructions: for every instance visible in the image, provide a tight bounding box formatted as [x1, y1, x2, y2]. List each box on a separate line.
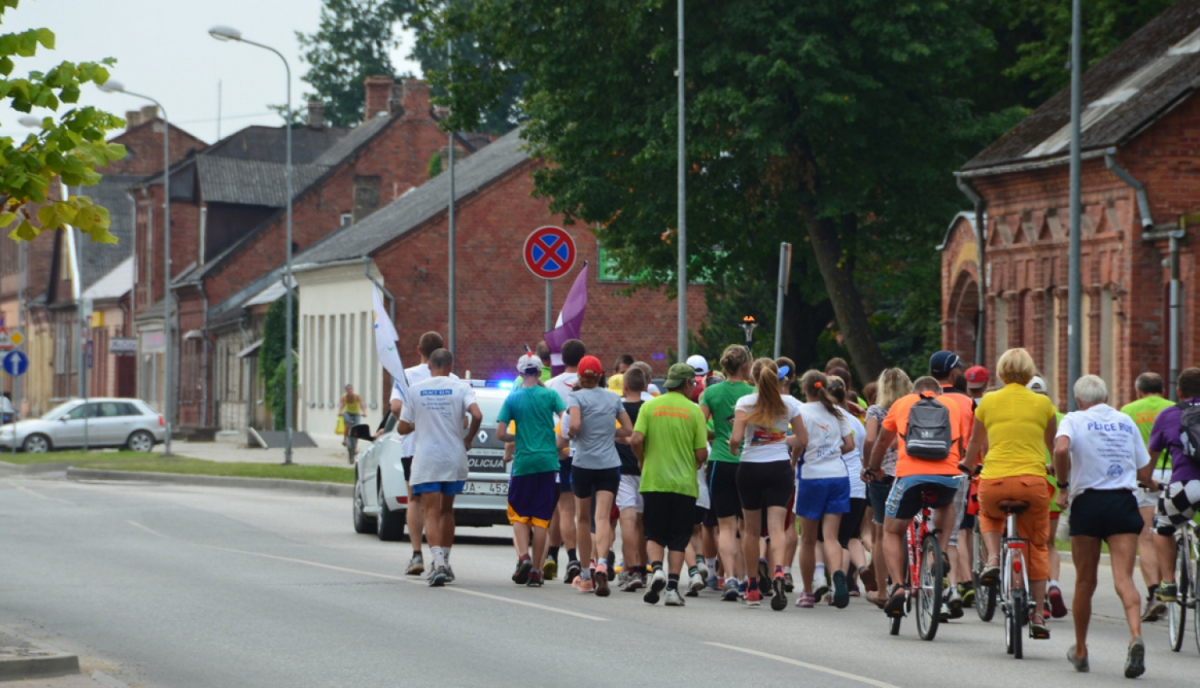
[22, 434, 50, 453]
[376, 483, 405, 541]
[126, 430, 155, 453]
[352, 483, 376, 534]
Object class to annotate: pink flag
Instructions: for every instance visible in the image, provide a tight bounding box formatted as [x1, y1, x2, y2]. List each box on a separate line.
[544, 262, 588, 374]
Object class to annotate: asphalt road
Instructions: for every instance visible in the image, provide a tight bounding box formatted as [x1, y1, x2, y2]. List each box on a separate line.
[2, 474, 1198, 688]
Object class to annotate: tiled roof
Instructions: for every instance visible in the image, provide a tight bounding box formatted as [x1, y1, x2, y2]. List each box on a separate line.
[197, 157, 330, 206]
[311, 114, 394, 166]
[70, 175, 138, 290]
[204, 124, 351, 164]
[964, 0, 1200, 172]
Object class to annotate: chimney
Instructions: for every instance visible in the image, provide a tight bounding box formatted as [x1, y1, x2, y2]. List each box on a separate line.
[125, 110, 142, 129]
[307, 101, 324, 129]
[140, 104, 158, 121]
[398, 79, 432, 121]
[433, 105, 450, 120]
[364, 75, 394, 120]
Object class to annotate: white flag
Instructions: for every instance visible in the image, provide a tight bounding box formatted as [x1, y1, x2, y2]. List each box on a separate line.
[372, 287, 409, 403]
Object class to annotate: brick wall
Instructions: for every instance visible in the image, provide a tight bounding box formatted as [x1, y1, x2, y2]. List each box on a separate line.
[102, 120, 205, 177]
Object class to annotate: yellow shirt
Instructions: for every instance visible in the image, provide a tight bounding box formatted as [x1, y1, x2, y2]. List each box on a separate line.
[975, 383, 1056, 479]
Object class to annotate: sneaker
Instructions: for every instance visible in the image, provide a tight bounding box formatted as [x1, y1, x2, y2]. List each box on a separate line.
[686, 571, 705, 597]
[512, 556, 532, 585]
[848, 582, 861, 597]
[831, 570, 850, 609]
[1066, 645, 1089, 673]
[1124, 636, 1145, 679]
[444, 565, 456, 583]
[564, 560, 582, 584]
[697, 560, 709, 580]
[1141, 595, 1165, 623]
[405, 553, 425, 576]
[543, 559, 558, 581]
[573, 576, 595, 593]
[526, 570, 544, 587]
[940, 602, 952, 623]
[620, 571, 643, 592]
[757, 560, 772, 597]
[429, 566, 448, 587]
[1157, 583, 1178, 603]
[795, 591, 816, 608]
[813, 581, 831, 602]
[947, 586, 964, 619]
[784, 572, 795, 593]
[744, 587, 763, 607]
[721, 578, 740, 602]
[1048, 587, 1069, 619]
[960, 582, 976, 607]
[644, 568, 667, 605]
[706, 574, 720, 591]
[771, 575, 788, 611]
[595, 565, 611, 598]
[664, 588, 685, 606]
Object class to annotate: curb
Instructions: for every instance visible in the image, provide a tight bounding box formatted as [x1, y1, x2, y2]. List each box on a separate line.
[0, 460, 77, 474]
[66, 468, 353, 497]
[0, 623, 80, 681]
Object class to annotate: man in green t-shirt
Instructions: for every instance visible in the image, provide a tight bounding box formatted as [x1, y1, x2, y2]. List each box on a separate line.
[497, 354, 566, 588]
[632, 362, 709, 607]
[1119, 371, 1175, 622]
[699, 344, 754, 600]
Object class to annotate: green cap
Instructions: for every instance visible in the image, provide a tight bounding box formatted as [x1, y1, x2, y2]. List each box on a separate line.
[664, 362, 696, 389]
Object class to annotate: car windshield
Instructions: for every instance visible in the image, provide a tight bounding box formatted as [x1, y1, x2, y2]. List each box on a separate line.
[40, 401, 79, 420]
[476, 395, 507, 425]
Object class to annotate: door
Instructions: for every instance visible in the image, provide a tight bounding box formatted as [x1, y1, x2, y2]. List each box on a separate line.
[56, 403, 96, 447]
[91, 402, 133, 445]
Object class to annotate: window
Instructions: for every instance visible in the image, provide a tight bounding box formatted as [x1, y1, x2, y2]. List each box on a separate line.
[340, 213, 353, 227]
[66, 403, 97, 419]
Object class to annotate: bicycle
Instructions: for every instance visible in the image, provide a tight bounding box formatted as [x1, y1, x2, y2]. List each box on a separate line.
[887, 486, 945, 641]
[982, 499, 1036, 659]
[347, 430, 358, 464]
[972, 516, 998, 621]
[1167, 519, 1200, 653]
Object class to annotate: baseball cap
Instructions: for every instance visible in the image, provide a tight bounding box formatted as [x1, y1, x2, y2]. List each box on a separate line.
[578, 355, 603, 379]
[607, 373, 624, 393]
[663, 362, 696, 389]
[929, 350, 963, 378]
[964, 365, 990, 389]
[1027, 376, 1048, 395]
[686, 354, 710, 376]
[516, 354, 542, 375]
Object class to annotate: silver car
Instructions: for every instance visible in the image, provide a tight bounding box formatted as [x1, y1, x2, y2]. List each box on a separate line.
[0, 398, 167, 453]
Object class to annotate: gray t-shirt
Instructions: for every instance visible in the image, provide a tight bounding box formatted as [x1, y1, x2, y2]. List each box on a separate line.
[866, 404, 898, 476]
[566, 386, 623, 470]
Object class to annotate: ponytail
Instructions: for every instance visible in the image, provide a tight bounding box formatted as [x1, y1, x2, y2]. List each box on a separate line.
[800, 370, 842, 419]
[745, 359, 789, 428]
[827, 377, 864, 419]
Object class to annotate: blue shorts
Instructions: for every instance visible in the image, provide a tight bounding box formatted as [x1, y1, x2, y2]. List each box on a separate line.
[885, 474, 962, 521]
[795, 476, 851, 521]
[412, 480, 466, 496]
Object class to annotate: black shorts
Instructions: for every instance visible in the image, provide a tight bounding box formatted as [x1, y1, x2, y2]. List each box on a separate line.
[1069, 489, 1143, 539]
[571, 466, 620, 499]
[694, 506, 709, 526]
[559, 454, 574, 486]
[706, 460, 742, 519]
[736, 460, 794, 511]
[643, 492, 697, 551]
[835, 497, 869, 548]
[702, 505, 718, 528]
[402, 456, 413, 483]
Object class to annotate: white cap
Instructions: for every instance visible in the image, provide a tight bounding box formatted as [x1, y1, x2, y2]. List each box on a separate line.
[686, 354, 709, 376]
[516, 354, 542, 375]
[1026, 376, 1048, 395]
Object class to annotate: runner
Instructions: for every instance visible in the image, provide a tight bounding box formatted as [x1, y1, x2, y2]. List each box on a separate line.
[338, 383, 366, 451]
[1120, 371, 1175, 622]
[613, 354, 635, 376]
[396, 349, 482, 587]
[496, 354, 567, 587]
[777, 357, 800, 593]
[632, 360, 662, 397]
[964, 365, 989, 402]
[794, 370, 855, 609]
[686, 354, 709, 402]
[566, 355, 633, 596]
[616, 367, 648, 592]
[1151, 368, 1200, 608]
[699, 345, 754, 601]
[547, 339, 586, 584]
[1027, 376, 1068, 619]
[827, 376, 870, 601]
[1054, 375, 1153, 678]
[930, 350, 975, 619]
[632, 363, 709, 607]
[861, 368, 913, 608]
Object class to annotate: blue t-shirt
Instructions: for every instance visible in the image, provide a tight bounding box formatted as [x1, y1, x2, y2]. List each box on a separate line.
[497, 385, 566, 476]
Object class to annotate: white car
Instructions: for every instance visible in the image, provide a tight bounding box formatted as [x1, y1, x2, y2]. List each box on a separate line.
[0, 398, 167, 453]
[352, 384, 513, 540]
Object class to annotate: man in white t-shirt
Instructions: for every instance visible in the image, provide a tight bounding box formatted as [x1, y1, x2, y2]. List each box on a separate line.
[398, 348, 481, 587]
[1053, 375, 1154, 677]
[544, 338, 583, 583]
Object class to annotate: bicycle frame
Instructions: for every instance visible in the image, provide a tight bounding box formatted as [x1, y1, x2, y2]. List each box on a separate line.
[1001, 511, 1030, 602]
[906, 505, 935, 600]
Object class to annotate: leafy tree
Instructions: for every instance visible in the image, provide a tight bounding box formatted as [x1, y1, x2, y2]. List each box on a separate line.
[261, 294, 298, 429]
[0, 1, 126, 243]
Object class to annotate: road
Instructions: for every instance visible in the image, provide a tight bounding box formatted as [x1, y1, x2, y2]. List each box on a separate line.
[1, 474, 1197, 687]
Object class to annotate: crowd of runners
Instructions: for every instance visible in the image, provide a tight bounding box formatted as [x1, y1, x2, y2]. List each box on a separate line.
[387, 330, 1200, 679]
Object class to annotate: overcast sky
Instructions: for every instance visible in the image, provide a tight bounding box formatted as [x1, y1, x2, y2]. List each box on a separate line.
[0, 0, 422, 143]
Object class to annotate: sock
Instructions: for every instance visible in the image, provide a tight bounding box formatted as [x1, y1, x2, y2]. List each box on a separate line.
[705, 557, 717, 574]
[748, 577, 758, 591]
[667, 573, 680, 590]
[580, 568, 591, 580]
[548, 546, 560, 562]
[774, 565, 783, 578]
[519, 553, 531, 562]
[598, 557, 608, 570]
[568, 548, 578, 562]
[1148, 583, 1158, 599]
[815, 563, 826, 582]
[688, 565, 699, 578]
[431, 546, 445, 569]
[739, 580, 747, 593]
[1049, 579, 1060, 591]
[651, 560, 663, 572]
[784, 566, 792, 575]
[443, 547, 451, 565]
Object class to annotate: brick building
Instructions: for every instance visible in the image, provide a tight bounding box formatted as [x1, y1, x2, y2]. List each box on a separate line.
[292, 128, 707, 444]
[943, 1, 1200, 408]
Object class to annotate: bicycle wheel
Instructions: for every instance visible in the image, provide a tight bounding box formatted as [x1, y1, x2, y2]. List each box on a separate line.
[1169, 535, 1188, 652]
[917, 534, 943, 641]
[1192, 537, 1200, 655]
[1007, 588, 1026, 659]
[973, 519, 997, 621]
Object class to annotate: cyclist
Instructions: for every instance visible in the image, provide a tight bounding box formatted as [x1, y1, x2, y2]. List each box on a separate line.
[930, 350, 976, 619]
[1151, 367, 1200, 605]
[865, 376, 967, 619]
[1053, 375, 1153, 677]
[338, 383, 365, 451]
[862, 368, 914, 608]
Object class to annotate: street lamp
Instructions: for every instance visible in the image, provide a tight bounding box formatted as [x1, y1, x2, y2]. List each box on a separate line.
[97, 79, 173, 457]
[739, 315, 757, 351]
[209, 25, 295, 465]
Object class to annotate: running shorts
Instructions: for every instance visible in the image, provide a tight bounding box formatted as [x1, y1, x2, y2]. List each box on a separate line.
[642, 491, 696, 551]
[706, 460, 741, 519]
[835, 497, 869, 548]
[885, 474, 961, 521]
[559, 452, 574, 487]
[508, 471, 557, 529]
[795, 476, 851, 521]
[616, 474, 644, 512]
[1070, 489, 1142, 539]
[736, 460, 794, 511]
[867, 476, 894, 525]
[1156, 479, 1200, 536]
[401, 456, 414, 483]
[571, 466, 620, 499]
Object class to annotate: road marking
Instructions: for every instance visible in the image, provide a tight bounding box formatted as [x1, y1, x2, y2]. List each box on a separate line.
[5, 480, 73, 505]
[705, 642, 901, 688]
[127, 520, 168, 538]
[207, 545, 608, 622]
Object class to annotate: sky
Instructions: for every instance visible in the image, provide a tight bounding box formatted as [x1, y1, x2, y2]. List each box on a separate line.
[0, 0, 423, 143]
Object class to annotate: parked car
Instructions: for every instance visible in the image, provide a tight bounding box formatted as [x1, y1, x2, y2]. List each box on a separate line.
[353, 383, 512, 539]
[0, 398, 166, 453]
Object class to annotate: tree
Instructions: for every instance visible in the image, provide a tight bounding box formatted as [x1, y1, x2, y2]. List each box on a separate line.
[261, 295, 298, 430]
[0, 1, 126, 243]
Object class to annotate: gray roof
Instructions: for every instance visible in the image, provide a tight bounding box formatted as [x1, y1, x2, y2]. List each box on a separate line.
[197, 157, 330, 206]
[70, 175, 137, 290]
[965, 0, 1200, 172]
[205, 124, 351, 164]
[311, 114, 394, 166]
[292, 127, 529, 268]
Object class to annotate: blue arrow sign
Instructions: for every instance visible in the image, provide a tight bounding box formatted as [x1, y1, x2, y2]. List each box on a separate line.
[3, 350, 28, 377]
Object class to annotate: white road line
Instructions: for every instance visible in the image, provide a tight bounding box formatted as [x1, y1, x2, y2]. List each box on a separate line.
[127, 520, 168, 538]
[5, 480, 73, 505]
[705, 642, 901, 688]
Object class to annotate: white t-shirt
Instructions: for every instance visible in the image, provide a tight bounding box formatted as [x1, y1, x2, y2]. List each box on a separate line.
[548, 372, 579, 447]
[391, 363, 458, 457]
[734, 393, 804, 464]
[696, 467, 711, 510]
[1056, 404, 1150, 499]
[798, 401, 852, 480]
[843, 414, 867, 498]
[397, 376, 477, 486]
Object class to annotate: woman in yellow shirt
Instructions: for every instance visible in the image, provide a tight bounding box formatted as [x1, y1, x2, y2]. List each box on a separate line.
[962, 348, 1057, 639]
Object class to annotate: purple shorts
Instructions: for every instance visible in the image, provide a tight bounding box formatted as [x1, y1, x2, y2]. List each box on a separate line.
[508, 471, 557, 529]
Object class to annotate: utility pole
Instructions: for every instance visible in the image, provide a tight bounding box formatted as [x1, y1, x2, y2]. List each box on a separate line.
[1067, 0, 1083, 411]
[676, 0, 687, 360]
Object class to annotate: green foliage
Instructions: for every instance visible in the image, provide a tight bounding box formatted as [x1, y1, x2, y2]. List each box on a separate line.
[0, 1, 126, 243]
[426, 149, 442, 178]
[260, 295, 298, 429]
[266, 103, 307, 127]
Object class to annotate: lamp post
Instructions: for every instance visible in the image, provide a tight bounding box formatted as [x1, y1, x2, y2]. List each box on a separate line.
[739, 315, 757, 351]
[676, 0, 687, 360]
[209, 25, 295, 464]
[97, 81, 173, 456]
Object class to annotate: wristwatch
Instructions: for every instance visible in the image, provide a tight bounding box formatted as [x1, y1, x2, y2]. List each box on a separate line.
[1056, 480, 1069, 489]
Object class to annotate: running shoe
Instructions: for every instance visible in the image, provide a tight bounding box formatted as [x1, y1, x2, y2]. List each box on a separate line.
[429, 566, 448, 587]
[831, 570, 850, 609]
[1049, 586, 1069, 619]
[848, 582, 861, 597]
[784, 572, 795, 593]
[1066, 645, 1089, 673]
[1157, 583, 1178, 603]
[686, 571, 705, 597]
[628, 571, 646, 591]
[1125, 636, 1145, 679]
[744, 587, 763, 607]
[959, 582, 975, 607]
[512, 556, 532, 585]
[813, 581, 831, 603]
[771, 575, 788, 611]
[721, 578, 740, 602]
[564, 559, 582, 584]
[664, 588, 685, 606]
[706, 574, 720, 591]
[444, 566, 456, 583]
[405, 553, 425, 576]
[574, 576, 595, 593]
[697, 560, 709, 581]
[940, 602, 952, 623]
[1140, 595, 1164, 623]
[757, 559, 772, 597]
[543, 558, 558, 581]
[644, 568, 667, 605]
[526, 571, 544, 587]
[947, 586, 964, 619]
[795, 591, 815, 608]
[594, 565, 611, 597]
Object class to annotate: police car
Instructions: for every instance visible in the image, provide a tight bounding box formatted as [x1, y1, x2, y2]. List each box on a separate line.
[352, 381, 513, 540]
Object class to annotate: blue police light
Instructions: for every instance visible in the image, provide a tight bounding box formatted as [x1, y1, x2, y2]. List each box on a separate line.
[485, 380, 514, 390]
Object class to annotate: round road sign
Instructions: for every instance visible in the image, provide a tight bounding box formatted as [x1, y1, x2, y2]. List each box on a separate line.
[523, 226, 576, 280]
[3, 350, 27, 377]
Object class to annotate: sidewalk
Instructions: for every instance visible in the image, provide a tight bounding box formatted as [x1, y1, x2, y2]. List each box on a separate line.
[152, 432, 355, 468]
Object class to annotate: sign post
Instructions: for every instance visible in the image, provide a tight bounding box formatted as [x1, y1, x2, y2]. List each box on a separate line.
[523, 226, 577, 335]
[3, 350, 25, 458]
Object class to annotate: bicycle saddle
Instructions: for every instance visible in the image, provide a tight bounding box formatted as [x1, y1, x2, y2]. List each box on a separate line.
[997, 499, 1029, 513]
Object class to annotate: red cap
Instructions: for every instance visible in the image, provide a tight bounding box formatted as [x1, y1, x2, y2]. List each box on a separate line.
[577, 355, 604, 379]
[964, 365, 990, 389]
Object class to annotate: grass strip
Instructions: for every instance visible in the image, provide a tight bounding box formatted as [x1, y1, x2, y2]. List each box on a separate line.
[81, 457, 354, 484]
[0, 451, 162, 466]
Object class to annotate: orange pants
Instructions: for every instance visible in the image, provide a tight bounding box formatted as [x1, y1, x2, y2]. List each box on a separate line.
[978, 475, 1052, 581]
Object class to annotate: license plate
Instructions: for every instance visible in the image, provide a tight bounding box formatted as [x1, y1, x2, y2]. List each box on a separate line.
[463, 481, 508, 496]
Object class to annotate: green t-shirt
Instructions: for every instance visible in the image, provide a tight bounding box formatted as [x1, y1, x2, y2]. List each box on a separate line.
[635, 392, 708, 497]
[1121, 395, 1175, 469]
[497, 385, 566, 476]
[699, 380, 754, 464]
[1044, 410, 1065, 513]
